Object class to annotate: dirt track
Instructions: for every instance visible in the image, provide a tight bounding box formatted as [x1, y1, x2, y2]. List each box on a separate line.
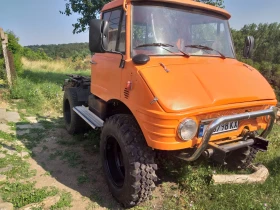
[0, 102, 170, 209]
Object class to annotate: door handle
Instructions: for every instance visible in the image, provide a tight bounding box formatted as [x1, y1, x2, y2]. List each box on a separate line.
[90, 60, 97, 64]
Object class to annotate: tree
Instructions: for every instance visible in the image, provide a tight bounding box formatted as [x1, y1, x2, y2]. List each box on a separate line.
[195, 0, 225, 8]
[60, 0, 110, 34]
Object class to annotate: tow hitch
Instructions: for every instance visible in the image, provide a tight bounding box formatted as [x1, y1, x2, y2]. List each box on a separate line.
[202, 136, 269, 164]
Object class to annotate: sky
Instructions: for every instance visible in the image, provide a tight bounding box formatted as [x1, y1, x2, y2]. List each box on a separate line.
[0, 0, 279, 46]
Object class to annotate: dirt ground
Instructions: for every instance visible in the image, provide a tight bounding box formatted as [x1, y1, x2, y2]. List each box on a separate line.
[0, 104, 171, 210]
[30, 126, 173, 209]
[29, 128, 115, 210]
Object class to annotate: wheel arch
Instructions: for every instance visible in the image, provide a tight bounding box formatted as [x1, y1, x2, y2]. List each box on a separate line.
[106, 99, 134, 118]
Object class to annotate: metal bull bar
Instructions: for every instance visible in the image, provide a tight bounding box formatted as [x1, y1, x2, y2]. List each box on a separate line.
[183, 106, 277, 162]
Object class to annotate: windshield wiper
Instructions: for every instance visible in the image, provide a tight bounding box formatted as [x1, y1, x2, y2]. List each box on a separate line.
[135, 43, 174, 48]
[135, 43, 190, 58]
[185, 45, 226, 59]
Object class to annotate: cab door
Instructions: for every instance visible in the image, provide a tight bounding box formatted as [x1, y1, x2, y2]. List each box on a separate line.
[91, 8, 126, 101]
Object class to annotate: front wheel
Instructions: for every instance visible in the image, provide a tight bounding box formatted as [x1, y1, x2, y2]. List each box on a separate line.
[225, 146, 258, 169]
[100, 114, 157, 208]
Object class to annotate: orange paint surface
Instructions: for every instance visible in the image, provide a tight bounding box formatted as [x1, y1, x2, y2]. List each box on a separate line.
[92, 0, 277, 151]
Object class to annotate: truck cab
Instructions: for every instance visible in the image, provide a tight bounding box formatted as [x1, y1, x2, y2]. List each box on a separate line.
[63, 0, 277, 207]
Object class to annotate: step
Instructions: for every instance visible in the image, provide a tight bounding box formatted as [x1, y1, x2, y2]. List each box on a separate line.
[5, 111, 20, 122]
[73, 106, 104, 129]
[0, 108, 6, 120]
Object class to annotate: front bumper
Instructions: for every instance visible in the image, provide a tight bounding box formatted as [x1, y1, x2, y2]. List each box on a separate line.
[180, 106, 277, 162]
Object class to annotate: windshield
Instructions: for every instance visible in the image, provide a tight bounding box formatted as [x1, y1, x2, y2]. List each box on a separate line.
[131, 4, 235, 58]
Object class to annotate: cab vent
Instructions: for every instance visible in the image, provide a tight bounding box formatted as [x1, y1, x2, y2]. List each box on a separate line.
[124, 88, 129, 99]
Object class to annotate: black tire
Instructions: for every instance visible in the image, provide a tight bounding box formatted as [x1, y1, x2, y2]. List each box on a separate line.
[100, 114, 157, 208]
[225, 146, 258, 169]
[63, 88, 88, 134]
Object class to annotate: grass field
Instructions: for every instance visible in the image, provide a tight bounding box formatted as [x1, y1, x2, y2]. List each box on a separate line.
[8, 58, 90, 116]
[0, 58, 280, 209]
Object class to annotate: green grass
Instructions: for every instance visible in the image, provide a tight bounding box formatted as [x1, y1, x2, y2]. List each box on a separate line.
[0, 130, 17, 142]
[0, 182, 58, 208]
[50, 191, 72, 210]
[17, 128, 46, 150]
[60, 150, 82, 168]
[0, 64, 86, 208]
[48, 149, 82, 168]
[7, 67, 90, 116]
[0, 154, 36, 179]
[6, 122, 16, 130]
[49, 150, 63, 160]
[82, 130, 101, 154]
[56, 130, 101, 154]
[151, 125, 280, 210]
[77, 174, 90, 185]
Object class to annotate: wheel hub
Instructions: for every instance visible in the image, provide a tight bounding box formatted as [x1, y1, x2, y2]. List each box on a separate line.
[105, 136, 125, 188]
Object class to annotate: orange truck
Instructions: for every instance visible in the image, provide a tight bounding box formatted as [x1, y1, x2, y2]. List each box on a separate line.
[62, 0, 277, 207]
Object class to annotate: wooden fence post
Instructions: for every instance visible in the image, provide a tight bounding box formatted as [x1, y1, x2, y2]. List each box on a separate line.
[0, 28, 12, 87]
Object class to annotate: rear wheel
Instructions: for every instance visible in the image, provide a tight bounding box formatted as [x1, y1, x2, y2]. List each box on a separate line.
[225, 146, 258, 169]
[100, 114, 157, 208]
[63, 88, 88, 134]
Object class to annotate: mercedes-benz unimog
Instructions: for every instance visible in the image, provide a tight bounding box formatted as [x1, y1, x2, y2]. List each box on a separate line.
[62, 0, 277, 207]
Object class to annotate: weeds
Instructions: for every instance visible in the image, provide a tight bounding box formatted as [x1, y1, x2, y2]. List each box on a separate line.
[41, 145, 48, 151]
[155, 125, 280, 209]
[83, 130, 101, 154]
[0, 182, 58, 208]
[0, 154, 36, 179]
[50, 191, 72, 210]
[0, 131, 16, 142]
[56, 139, 79, 146]
[77, 174, 90, 185]
[49, 150, 63, 160]
[60, 150, 82, 167]
[17, 128, 46, 149]
[48, 149, 82, 167]
[8, 59, 90, 116]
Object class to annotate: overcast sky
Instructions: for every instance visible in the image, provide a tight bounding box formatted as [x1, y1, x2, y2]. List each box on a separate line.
[0, 0, 279, 46]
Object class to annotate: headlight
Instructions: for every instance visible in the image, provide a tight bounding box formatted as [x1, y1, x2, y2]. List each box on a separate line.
[177, 119, 198, 141]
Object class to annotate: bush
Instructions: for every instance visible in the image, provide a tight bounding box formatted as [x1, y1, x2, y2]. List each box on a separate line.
[0, 31, 23, 76]
[22, 47, 51, 61]
[0, 58, 5, 80]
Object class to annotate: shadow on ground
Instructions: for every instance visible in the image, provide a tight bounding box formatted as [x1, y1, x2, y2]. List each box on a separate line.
[11, 114, 191, 209]
[14, 116, 123, 209]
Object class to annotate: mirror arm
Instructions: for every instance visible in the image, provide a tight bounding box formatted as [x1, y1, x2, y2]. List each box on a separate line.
[100, 34, 125, 69]
[106, 50, 125, 68]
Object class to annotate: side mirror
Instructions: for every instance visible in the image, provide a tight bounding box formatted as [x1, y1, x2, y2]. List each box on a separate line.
[89, 19, 109, 53]
[243, 36, 255, 59]
[89, 19, 125, 68]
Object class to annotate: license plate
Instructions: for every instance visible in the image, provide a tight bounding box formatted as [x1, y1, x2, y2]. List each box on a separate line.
[198, 121, 239, 137]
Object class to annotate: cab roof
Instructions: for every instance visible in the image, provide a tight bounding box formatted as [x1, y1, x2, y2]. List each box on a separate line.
[101, 0, 231, 19]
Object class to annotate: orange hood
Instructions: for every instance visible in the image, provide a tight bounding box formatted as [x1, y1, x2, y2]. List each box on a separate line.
[138, 58, 276, 113]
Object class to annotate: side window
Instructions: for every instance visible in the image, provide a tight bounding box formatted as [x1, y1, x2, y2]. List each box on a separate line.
[108, 10, 121, 51]
[102, 9, 126, 53]
[117, 14, 126, 52]
[103, 12, 111, 21]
